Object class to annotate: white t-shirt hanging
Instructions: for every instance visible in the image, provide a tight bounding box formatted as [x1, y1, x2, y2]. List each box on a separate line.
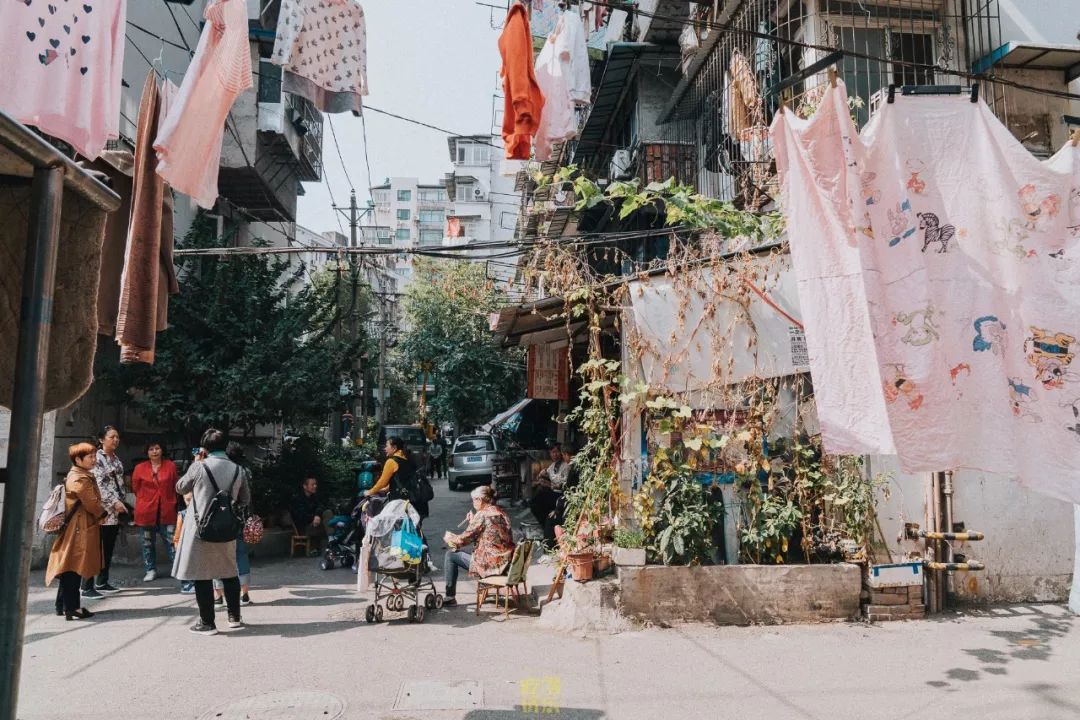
[560, 11, 591, 105]
[534, 14, 577, 162]
[0, 0, 127, 159]
[272, 0, 368, 114]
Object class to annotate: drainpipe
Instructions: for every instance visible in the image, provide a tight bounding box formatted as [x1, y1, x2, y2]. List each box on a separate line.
[924, 473, 938, 614]
[943, 470, 956, 607]
[0, 165, 63, 720]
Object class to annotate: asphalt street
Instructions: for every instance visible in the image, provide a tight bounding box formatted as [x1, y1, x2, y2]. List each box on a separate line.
[15, 475, 1080, 720]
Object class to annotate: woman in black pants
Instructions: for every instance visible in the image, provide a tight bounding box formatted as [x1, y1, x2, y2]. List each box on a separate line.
[173, 428, 251, 635]
[82, 426, 127, 599]
[48, 442, 107, 620]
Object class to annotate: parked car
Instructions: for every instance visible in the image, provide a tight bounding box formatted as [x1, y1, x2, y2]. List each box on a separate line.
[377, 425, 431, 477]
[448, 434, 515, 491]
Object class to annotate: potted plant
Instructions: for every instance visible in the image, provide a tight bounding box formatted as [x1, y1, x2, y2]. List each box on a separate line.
[557, 522, 600, 583]
[612, 527, 647, 566]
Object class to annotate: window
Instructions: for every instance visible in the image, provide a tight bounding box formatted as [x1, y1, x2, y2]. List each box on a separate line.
[419, 209, 444, 223]
[378, 236, 392, 245]
[397, 209, 411, 221]
[455, 183, 474, 201]
[397, 189, 412, 201]
[838, 28, 935, 126]
[455, 143, 490, 166]
[257, 61, 282, 103]
[454, 437, 494, 453]
[419, 230, 442, 245]
[418, 189, 447, 202]
[372, 190, 390, 204]
[395, 228, 410, 242]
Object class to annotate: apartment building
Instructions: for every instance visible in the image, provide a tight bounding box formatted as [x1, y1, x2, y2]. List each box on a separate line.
[371, 178, 453, 287]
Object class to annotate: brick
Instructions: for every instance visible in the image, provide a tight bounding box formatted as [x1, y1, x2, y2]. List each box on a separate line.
[870, 592, 908, 606]
[866, 605, 909, 615]
[867, 613, 899, 622]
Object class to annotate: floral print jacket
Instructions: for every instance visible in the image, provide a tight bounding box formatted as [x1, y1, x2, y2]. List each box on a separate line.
[449, 504, 514, 578]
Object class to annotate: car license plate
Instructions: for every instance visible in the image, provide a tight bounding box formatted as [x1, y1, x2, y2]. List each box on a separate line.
[466, 455, 483, 463]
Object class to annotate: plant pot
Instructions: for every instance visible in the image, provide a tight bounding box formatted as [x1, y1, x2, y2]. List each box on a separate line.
[568, 552, 595, 582]
[613, 547, 646, 566]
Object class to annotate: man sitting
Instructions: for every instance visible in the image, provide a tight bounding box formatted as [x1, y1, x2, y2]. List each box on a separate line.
[442, 485, 514, 607]
[530, 445, 570, 541]
[290, 476, 326, 556]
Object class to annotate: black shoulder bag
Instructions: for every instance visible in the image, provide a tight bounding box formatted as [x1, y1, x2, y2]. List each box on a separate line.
[192, 465, 243, 543]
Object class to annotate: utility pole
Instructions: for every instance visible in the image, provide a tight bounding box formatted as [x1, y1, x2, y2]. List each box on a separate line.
[349, 189, 365, 442]
[377, 280, 387, 424]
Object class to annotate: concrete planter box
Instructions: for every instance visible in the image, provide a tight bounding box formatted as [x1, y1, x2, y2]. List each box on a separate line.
[613, 547, 646, 566]
[618, 563, 862, 626]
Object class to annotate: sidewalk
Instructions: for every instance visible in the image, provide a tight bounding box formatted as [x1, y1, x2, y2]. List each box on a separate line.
[15, 476, 1080, 720]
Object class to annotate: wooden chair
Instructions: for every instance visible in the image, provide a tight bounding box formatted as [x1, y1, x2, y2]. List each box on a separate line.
[290, 522, 311, 558]
[476, 539, 536, 617]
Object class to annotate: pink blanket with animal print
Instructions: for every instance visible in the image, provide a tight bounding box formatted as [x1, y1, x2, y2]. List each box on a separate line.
[772, 82, 1080, 504]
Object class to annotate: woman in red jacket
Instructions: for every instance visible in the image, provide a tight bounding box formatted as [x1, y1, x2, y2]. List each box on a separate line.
[132, 440, 179, 582]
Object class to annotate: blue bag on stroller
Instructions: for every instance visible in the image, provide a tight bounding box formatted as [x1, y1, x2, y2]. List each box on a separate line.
[391, 515, 424, 565]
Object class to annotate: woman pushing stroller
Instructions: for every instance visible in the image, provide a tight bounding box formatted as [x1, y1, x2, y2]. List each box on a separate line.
[364, 437, 429, 527]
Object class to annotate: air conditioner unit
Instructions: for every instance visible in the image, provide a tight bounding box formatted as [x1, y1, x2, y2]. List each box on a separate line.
[473, 187, 484, 199]
[610, 148, 634, 180]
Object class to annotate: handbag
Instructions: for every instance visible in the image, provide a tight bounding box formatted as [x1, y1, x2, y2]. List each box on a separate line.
[192, 465, 244, 543]
[242, 514, 264, 545]
[390, 516, 424, 565]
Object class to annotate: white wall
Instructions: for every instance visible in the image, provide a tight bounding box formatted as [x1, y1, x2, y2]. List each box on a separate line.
[997, 0, 1080, 46]
[872, 457, 1076, 603]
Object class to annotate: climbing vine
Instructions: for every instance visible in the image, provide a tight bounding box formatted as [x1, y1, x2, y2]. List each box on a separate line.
[524, 167, 885, 566]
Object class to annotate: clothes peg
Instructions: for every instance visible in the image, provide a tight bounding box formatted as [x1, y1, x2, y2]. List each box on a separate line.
[1071, 129, 1080, 147]
[887, 84, 896, 104]
[827, 67, 837, 89]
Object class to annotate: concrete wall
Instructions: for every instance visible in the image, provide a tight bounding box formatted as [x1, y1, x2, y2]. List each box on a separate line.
[0, 410, 60, 568]
[997, 0, 1080, 46]
[871, 457, 1076, 604]
[618, 564, 863, 625]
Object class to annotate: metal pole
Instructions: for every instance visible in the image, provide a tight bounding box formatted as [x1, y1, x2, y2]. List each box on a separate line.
[0, 165, 63, 720]
[377, 291, 387, 424]
[943, 469, 956, 607]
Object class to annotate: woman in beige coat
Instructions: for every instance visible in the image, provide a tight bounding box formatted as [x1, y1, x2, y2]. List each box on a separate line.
[47, 442, 109, 620]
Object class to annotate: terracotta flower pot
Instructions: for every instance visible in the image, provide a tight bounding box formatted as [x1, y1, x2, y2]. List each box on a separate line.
[568, 552, 595, 582]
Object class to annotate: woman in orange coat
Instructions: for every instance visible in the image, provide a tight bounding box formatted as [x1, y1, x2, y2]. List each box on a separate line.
[47, 442, 109, 620]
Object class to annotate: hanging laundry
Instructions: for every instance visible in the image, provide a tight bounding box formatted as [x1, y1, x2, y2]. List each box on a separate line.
[0, 180, 109, 411]
[116, 71, 178, 365]
[772, 82, 1080, 504]
[89, 150, 133, 337]
[271, 0, 368, 114]
[499, 1, 544, 160]
[154, 0, 252, 209]
[561, 11, 591, 104]
[0, 0, 127, 160]
[533, 16, 575, 162]
[729, 49, 763, 138]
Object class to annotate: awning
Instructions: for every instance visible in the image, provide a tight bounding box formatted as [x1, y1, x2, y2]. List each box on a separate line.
[972, 42, 1080, 83]
[575, 42, 655, 162]
[482, 398, 532, 433]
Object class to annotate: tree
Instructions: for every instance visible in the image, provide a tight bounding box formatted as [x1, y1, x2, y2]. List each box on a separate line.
[397, 259, 524, 431]
[106, 214, 360, 441]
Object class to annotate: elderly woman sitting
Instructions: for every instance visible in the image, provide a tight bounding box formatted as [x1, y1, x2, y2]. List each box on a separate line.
[442, 485, 514, 607]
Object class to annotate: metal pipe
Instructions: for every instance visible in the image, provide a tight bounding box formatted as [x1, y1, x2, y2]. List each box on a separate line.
[924, 472, 937, 614]
[943, 469, 956, 607]
[0, 164, 63, 720]
[0, 113, 117, 212]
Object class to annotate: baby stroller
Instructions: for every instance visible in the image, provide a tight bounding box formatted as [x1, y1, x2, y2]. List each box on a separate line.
[320, 502, 359, 571]
[360, 499, 443, 624]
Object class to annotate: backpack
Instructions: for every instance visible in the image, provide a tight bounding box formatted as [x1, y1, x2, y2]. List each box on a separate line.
[39, 483, 80, 535]
[390, 456, 434, 504]
[192, 465, 244, 543]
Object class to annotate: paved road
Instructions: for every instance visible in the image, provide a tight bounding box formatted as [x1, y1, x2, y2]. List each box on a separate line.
[16, 475, 1080, 720]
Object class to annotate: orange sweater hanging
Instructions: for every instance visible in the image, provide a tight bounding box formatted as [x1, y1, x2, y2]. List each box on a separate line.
[498, 2, 545, 160]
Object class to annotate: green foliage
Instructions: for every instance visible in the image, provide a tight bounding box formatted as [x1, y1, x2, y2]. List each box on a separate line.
[398, 259, 524, 430]
[613, 527, 645, 549]
[249, 434, 364, 520]
[104, 214, 357, 441]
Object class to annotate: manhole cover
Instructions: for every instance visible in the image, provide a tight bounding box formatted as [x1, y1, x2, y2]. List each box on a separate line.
[198, 691, 345, 720]
[393, 681, 482, 711]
